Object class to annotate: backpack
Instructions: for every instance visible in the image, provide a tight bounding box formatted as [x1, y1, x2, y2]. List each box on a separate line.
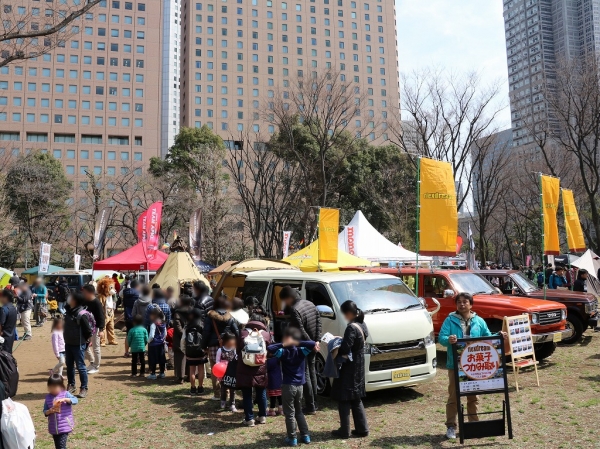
[0, 351, 18, 398]
[77, 309, 97, 337]
[537, 272, 544, 285]
[241, 329, 267, 367]
[1, 398, 36, 449]
[184, 325, 204, 358]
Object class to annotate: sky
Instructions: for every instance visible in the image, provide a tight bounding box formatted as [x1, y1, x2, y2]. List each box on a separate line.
[396, 0, 512, 129]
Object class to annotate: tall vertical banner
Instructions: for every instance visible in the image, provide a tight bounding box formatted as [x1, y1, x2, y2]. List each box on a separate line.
[73, 254, 81, 272]
[562, 189, 586, 252]
[541, 175, 560, 255]
[318, 208, 339, 263]
[282, 231, 292, 258]
[39, 242, 52, 274]
[146, 201, 163, 260]
[93, 207, 113, 260]
[189, 208, 203, 260]
[345, 226, 356, 256]
[419, 158, 458, 256]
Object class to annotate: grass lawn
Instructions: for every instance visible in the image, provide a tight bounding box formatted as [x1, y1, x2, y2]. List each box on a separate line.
[12, 326, 600, 449]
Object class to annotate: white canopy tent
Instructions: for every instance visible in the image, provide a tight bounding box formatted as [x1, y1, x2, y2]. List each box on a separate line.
[338, 210, 431, 262]
[571, 249, 600, 298]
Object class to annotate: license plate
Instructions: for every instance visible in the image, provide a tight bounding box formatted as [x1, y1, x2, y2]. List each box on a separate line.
[553, 333, 562, 343]
[391, 368, 411, 383]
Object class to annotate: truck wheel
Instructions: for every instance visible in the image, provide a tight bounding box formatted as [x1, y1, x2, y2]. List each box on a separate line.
[562, 314, 584, 345]
[534, 342, 556, 360]
[315, 353, 331, 396]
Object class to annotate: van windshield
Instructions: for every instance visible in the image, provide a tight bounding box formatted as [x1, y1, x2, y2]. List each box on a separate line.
[330, 278, 422, 314]
[448, 273, 496, 294]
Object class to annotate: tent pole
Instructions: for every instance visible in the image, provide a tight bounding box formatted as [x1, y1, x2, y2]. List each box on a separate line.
[416, 157, 421, 297]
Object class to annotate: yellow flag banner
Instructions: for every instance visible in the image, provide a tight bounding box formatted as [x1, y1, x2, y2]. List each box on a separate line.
[318, 208, 339, 263]
[541, 174, 560, 255]
[562, 188, 586, 252]
[419, 158, 458, 256]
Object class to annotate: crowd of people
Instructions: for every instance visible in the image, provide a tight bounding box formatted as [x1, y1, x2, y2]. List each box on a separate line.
[0, 274, 372, 448]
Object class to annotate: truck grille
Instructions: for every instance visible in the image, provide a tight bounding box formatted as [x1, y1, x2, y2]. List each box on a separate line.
[538, 310, 562, 325]
[369, 355, 427, 372]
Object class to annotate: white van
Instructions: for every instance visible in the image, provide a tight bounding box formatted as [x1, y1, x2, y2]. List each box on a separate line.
[235, 270, 438, 393]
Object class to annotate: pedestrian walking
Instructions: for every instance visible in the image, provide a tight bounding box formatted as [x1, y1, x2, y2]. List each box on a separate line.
[82, 285, 105, 375]
[32, 278, 48, 327]
[63, 291, 93, 398]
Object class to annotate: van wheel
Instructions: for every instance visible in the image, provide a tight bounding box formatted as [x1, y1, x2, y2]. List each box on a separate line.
[561, 314, 583, 345]
[534, 342, 556, 360]
[315, 353, 330, 396]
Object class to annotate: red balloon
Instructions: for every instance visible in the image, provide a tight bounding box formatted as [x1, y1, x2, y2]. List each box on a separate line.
[213, 361, 228, 379]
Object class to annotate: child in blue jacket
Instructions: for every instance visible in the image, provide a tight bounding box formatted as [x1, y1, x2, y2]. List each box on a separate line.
[267, 327, 317, 447]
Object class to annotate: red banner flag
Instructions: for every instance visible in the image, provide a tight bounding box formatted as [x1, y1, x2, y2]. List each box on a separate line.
[146, 202, 163, 260]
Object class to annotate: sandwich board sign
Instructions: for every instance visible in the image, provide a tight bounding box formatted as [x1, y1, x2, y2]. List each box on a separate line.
[452, 335, 513, 444]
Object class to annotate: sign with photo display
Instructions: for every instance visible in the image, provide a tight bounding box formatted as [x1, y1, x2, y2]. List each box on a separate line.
[505, 315, 534, 358]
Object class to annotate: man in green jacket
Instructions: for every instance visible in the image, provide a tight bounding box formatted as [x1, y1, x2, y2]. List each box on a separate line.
[439, 292, 506, 440]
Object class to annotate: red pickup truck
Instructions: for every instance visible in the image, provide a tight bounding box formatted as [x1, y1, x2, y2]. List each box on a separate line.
[364, 268, 573, 360]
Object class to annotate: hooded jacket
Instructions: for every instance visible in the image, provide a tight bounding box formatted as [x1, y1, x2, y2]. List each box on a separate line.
[438, 312, 492, 369]
[132, 295, 152, 321]
[202, 309, 240, 348]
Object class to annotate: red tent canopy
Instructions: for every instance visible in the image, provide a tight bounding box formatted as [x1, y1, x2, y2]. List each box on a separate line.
[92, 242, 168, 271]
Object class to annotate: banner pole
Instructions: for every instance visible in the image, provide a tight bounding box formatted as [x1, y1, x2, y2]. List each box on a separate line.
[562, 189, 573, 290]
[539, 173, 546, 300]
[416, 157, 421, 296]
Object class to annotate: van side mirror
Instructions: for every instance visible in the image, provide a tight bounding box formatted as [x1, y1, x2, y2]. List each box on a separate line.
[418, 297, 427, 307]
[443, 289, 455, 298]
[316, 305, 335, 319]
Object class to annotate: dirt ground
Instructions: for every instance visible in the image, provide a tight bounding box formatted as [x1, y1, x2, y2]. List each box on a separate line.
[11, 322, 600, 449]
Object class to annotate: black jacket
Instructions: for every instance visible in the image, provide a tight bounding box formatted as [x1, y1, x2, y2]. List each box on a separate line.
[0, 304, 17, 353]
[173, 306, 192, 351]
[331, 321, 368, 402]
[122, 288, 140, 321]
[55, 281, 70, 302]
[194, 294, 214, 312]
[84, 298, 106, 331]
[290, 298, 322, 341]
[63, 305, 93, 346]
[574, 278, 587, 292]
[202, 309, 239, 348]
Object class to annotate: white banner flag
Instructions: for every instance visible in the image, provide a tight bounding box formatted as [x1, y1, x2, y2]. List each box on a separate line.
[282, 231, 292, 258]
[73, 254, 81, 271]
[345, 226, 356, 255]
[39, 242, 52, 274]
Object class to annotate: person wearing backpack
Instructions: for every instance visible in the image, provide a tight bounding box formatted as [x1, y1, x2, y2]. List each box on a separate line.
[0, 289, 17, 354]
[63, 291, 94, 399]
[182, 307, 207, 395]
[147, 308, 166, 380]
[202, 295, 240, 401]
[127, 315, 149, 377]
[173, 295, 194, 384]
[330, 301, 369, 440]
[81, 285, 105, 375]
[236, 313, 272, 427]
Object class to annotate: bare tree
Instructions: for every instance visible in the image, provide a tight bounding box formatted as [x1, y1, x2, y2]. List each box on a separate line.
[268, 68, 378, 207]
[392, 68, 506, 211]
[528, 57, 600, 251]
[225, 128, 304, 258]
[470, 132, 511, 263]
[1, 0, 102, 67]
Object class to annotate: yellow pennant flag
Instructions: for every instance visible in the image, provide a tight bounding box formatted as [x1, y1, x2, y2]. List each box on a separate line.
[318, 208, 339, 263]
[419, 158, 458, 256]
[562, 188, 586, 252]
[541, 175, 560, 255]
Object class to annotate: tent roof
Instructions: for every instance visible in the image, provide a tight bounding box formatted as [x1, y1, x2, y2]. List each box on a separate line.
[338, 210, 431, 261]
[22, 265, 64, 275]
[208, 260, 238, 276]
[150, 251, 209, 291]
[92, 242, 168, 271]
[283, 240, 376, 272]
[572, 249, 600, 278]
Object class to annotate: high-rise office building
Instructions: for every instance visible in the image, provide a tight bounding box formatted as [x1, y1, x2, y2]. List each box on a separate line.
[0, 0, 163, 184]
[179, 0, 400, 144]
[503, 0, 600, 146]
[161, 0, 181, 154]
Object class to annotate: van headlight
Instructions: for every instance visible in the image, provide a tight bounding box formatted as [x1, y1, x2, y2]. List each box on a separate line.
[424, 331, 435, 346]
[561, 309, 567, 320]
[530, 313, 539, 324]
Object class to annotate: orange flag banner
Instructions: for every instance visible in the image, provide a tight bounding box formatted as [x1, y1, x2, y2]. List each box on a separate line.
[318, 208, 339, 263]
[541, 175, 560, 255]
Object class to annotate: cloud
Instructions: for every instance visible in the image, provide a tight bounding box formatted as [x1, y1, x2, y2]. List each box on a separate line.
[395, 0, 511, 128]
